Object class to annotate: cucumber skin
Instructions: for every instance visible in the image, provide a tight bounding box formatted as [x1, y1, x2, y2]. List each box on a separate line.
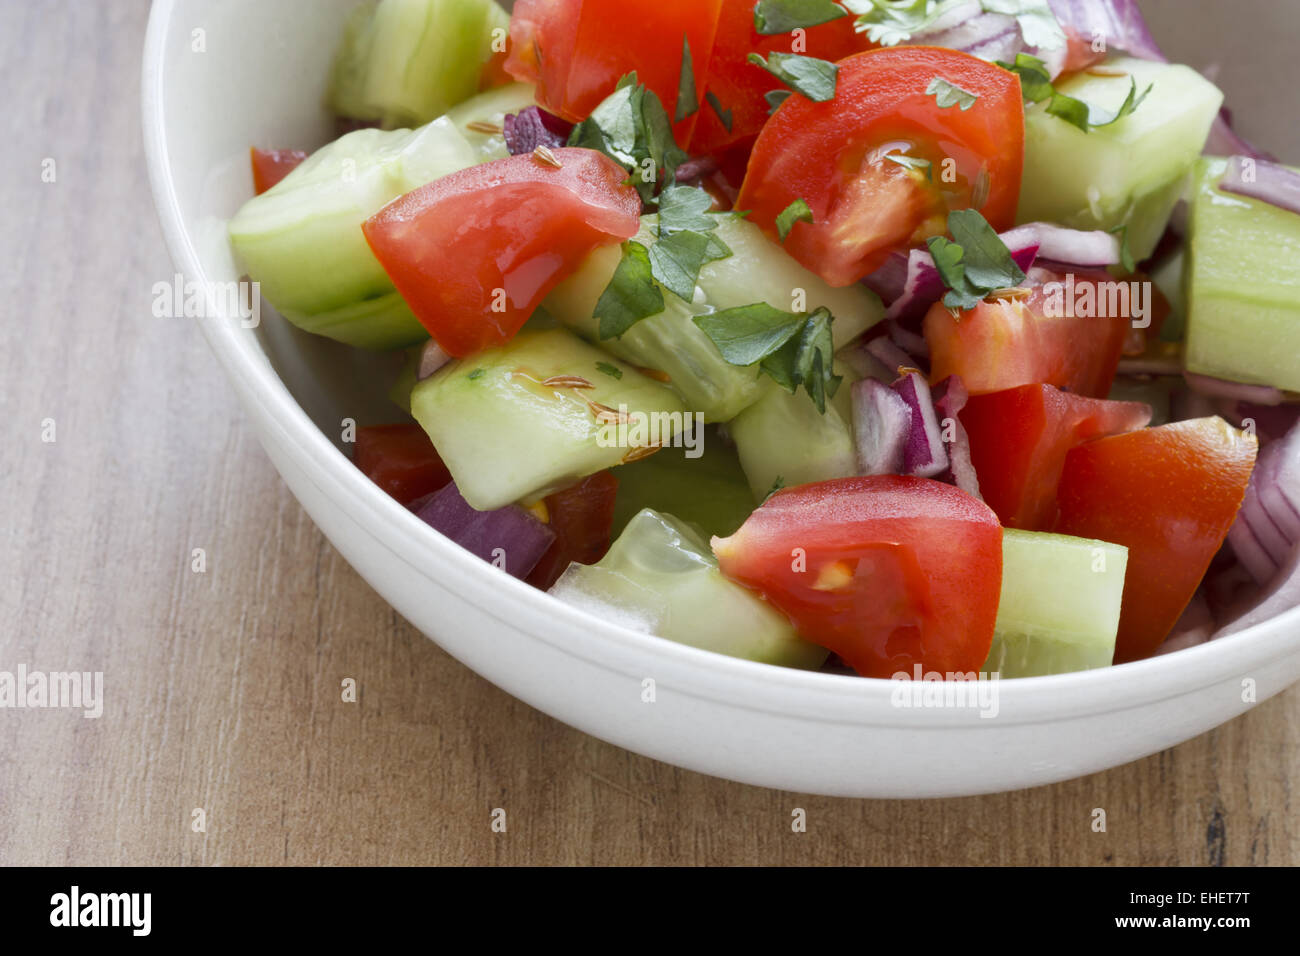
[985, 530, 1127, 678]
[551, 509, 828, 669]
[411, 329, 688, 511]
[611, 431, 757, 541]
[1017, 57, 1223, 261]
[331, 0, 511, 129]
[545, 213, 884, 422]
[1186, 158, 1300, 392]
[729, 360, 859, 500]
[229, 118, 475, 321]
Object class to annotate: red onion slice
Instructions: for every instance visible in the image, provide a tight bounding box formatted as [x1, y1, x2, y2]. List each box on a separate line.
[1205, 112, 1275, 163]
[892, 372, 950, 479]
[413, 482, 556, 580]
[416, 340, 451, 380]
[931, 375, 982, 499]
[865, 335, 918, 377]
[1184, 371, 1286, 407]
[1046, 0, 1166, 63]
[851, 378, 912, 476]
[1219, 155, 1300, 218]
[503, 106, 574, 156]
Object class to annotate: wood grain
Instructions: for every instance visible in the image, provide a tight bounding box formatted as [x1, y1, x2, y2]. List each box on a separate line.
[0, 0, 1295, 867]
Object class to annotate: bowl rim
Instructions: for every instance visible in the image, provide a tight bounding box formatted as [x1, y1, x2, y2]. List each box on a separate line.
[141, 0, 1300, 730]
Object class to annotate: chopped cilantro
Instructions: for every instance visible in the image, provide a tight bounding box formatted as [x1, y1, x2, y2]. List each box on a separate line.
[926, 76, 978, 111]
[998, 53, 1152, 133]
[467, 368, 486, 381]
[595, 241, 665, 339]
[926, 209, 1027, 311]
[675, 36, 699, 123]
[596, 361, 624, 380]
[747, 51, 839, 102]
[568, 74, 687, 203]
[765, 89, 792, 114]
[705, 91, 733, 132]
[851, 0, 1064, 51]
[754, 0, 849, 34]
[775, 198, 814, 240]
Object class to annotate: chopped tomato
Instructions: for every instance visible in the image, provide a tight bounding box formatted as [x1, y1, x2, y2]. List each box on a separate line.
[250, 147, 307, 194]
[686, 2, 867, 156]
[924, 268, 1131, 398]
[713, 476, 1003, 679]
[736, 47, 1024, 287]
[480, 46, 516, 91]
[526, 471, 620, 589]
[354, 424, 452, 506]
[363, 148, 640, 357]
[1054, 418, 1258, 663]
[506, 0, 724, 144]
[961, 385, 1152, 530]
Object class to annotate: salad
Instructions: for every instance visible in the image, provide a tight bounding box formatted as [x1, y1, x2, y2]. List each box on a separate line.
[227, 0, 1300, 681]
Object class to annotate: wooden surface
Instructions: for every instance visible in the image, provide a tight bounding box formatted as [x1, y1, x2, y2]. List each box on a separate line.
[0, 0, 1296, 867]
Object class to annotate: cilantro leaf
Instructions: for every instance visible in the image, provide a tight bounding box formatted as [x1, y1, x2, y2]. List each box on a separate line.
[926, 76, 978, 111]
[926, 209, 1026, 311]
[765, 89, 792, 114]
[595, 241, 665, 339]
[747, 51, 838, 102]
[980, 0, 1064, 50]
[755, 0, 848, 34]
[675, 36, 699, 123]
[657, 184, 718, 236]
[704, 91, 733, 132]
[998, 53, 1152, 133]
[568, 75, 687, 202]
[850, 0, 1064, 51]
[693, 304, 840, 412]
[596, 361, 624, 380]
[775, 198, 814, 240]
[649, 230, 716, 301]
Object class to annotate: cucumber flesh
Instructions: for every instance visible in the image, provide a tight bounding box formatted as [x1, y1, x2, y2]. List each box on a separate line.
[1185, 157, 1300, 391]
[728, 359, 859, 499]
[550, 509, 828, 669]
[228, 119, 475, 346]
[1017, 57, 1223, 261]
[611, 429, 756, 540]
[984, 529, 1128, 678]
[444, 82, 537, 163]
[545, 211, 884, 422]
[411, 329, 688, 510]
[331, 0, 510, 128]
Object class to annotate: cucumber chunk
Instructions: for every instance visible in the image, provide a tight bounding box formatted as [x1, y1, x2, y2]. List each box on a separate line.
[728, 359, 859, 499]
[444, 82, 537, 163]
[411, 329, 688, 510]
[228, 119, 476, 348]
[1017, 57, 1223, 261]
[611, 430, 757, 540]
[550, 509, 827, 669]
[546, 212, 884, 421]
[329, 0, 511, 129]
[984, 530, 1128, 678]
[1185, 157, 1300, 391]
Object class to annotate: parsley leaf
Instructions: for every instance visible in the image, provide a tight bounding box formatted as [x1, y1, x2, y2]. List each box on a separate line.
[775, 198, 814, 240]
[998, 53, 1152, 133]
[926, 76, 978, 110]
[926, 209, 1026, 311]
[596, 361, 624, 380]
[568, 74, 687, 202]
[595, 241, 665, 339]
[693, 304, 840, 413]
[675, 36, 699, 123]
[755, 0, 849, 34]
[747, 51, 838, 102]
[704, 91, 733, 132]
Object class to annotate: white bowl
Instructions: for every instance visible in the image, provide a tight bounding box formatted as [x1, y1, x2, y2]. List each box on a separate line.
[142, 0, 1300, 797]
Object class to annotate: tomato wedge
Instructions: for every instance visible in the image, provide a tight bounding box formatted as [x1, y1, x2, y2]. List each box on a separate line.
[961, 385, 1153, 531]
[924, 268, 1131, 398]
[713, 476, 1003, 679]
[354, 424, 452, 506]
[736, 47, 1024, 287]
[363, 148, 640, 358]
[506, 0, 723, 144]
[686, 2, 867, 156]
[250, 147, 307, 195]
[1054, 418, 1258, 663]
[526, 470, 620, 590]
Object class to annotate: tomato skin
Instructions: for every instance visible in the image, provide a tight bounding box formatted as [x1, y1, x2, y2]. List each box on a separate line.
[526, 471, 620, 589]
[686, 3, 867, 156]
[250, 147, 308, 195]
[506, 0, 723, 144]
[736, 47, 1024, 287]
[961, 385, 1152, 530]
[713, 476, 1003, 678]
[1054, 418, 1258, 663]
[363, 148, 640, 357]
[354, 424, 452, 506]
[924, 269, 1130, 398]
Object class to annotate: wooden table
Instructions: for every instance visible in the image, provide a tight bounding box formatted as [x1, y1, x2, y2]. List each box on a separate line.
[1, 0, 1295, 867]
